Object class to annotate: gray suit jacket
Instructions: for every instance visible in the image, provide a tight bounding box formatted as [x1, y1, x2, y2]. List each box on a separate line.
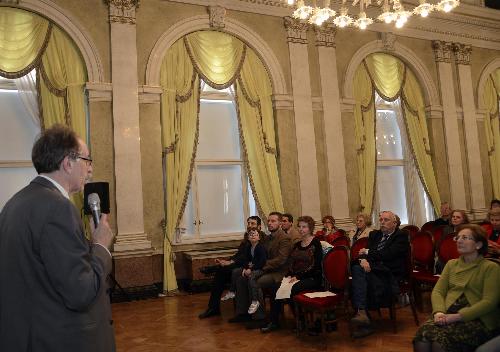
[0, 176, 115, 352]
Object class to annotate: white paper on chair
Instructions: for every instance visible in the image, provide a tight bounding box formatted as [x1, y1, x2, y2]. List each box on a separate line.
[275, 277, 300, 300]
[304, 291, 336, 298]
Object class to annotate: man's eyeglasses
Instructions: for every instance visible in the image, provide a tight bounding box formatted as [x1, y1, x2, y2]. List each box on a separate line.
[69, 152, 93, 166]
[453, 235, 475, 242]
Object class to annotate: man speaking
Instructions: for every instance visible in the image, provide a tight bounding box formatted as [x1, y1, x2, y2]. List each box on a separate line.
[0, 125, 115, 351]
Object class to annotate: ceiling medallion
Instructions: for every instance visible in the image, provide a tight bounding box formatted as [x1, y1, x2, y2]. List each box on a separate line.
[283, 0, 460, 30]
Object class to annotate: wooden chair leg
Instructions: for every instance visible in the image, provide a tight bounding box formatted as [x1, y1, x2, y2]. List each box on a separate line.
[408, 291, 420, 326]
[294, 303, 301, 336]
[390, 303, 397, 333]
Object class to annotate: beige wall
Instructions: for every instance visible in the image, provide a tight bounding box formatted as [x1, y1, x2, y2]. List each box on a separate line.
[19, 0, 500, 287]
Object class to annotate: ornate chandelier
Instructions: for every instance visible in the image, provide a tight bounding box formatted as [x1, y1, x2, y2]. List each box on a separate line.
[283, 0, 460, 29]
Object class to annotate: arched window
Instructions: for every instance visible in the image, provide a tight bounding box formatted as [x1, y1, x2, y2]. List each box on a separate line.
[373, 93, 434, 225]
[180, 82, 256, 242]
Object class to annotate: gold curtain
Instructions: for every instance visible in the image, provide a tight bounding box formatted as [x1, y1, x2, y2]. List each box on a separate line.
[483, 71, 500, 198]
[0, 7, 50, 77]
[160, 31, 283, 292]
[353, 63, 376, 215]
[160, 39, 199, 292]
[353, 53, 441, 215]
[236, 49, 284, 216]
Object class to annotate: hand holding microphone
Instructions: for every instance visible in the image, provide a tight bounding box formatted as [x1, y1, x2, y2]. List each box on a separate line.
[88, 193, 114, 249]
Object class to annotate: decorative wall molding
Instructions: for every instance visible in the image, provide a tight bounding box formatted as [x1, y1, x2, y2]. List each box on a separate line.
[138, 85, 162, 104]
[0, 0, 20, 4]
[452, 43, 472, 65]
[312, 96, 323, 111]
[341, 98, 356, 113]
[208, 5, 226, 29]
[104, 0, 140, 24]
[86, 82, 112, 102]
[432, 40, 453, 63]
[380, 32, 397, 52]
[145, 15, 287, 95]
[425, 105, 444, 119]
[283, 16, 308, 44]
[314, 25, 336, 47]
[343, 40, 440, 107]
[10, 0, 105, 83]
[272, 94, 293, 110]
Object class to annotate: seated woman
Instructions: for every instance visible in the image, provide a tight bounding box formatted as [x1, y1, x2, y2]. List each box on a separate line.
[435, 209, 470, 273]
[315, 215, 344, 244]
[348, 213, 373, 245]
[414, 224, 500, 352]
[261, 215, 323, 333]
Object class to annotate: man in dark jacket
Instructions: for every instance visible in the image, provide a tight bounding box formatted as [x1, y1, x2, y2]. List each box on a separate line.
[198, 216, 263, 319]
[350, 210, 410, 337]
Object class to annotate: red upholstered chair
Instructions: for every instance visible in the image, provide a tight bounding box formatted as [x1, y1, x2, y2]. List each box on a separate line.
[410, 231, 436, 309]
[421, 221, 435, 234]
[437, 233, 459, 264]
[480, 222, 493, 238]
[350, 237, 369, 263]
[330, 235, 350, 248]
[293, 246, 350, 335]
[402, 225, 420, 240]
[432, 225, 445, 247]
[324, 229, 347, 245]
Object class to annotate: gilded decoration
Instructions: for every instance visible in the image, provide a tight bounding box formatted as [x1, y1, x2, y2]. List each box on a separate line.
[314, 25, 336, 48]
[452, 43, 471, 65]
[284, 17, 308, 44]
[380, 32, 397, 52]
[208, 6, 226, 30]
[104, 0, 140, 24]
[432, 40, 453, 63]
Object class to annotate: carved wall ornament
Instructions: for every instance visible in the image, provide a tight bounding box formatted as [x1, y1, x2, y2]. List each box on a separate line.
[314, 25, 336, 47]
[104, 0, 140, 24]
[380, 32, 397, 52]
[452, 43, 472, 65]
[432, 40, 453, 63]
[208, 6, 226, 29]
[284, 16, 308, 44]
[0, 0, 20, 4]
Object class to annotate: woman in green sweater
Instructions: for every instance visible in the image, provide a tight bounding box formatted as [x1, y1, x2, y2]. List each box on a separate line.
[414, 224, 500, 352]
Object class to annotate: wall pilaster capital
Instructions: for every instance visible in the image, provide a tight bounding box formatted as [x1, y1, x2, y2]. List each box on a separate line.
[208, 5, 226, 30]
[104, 0, 139, 24]
[284, 16, 309, 44]
[314, 25, 336, 47]
[380, 32, 397, 52]
[452, 43, 472, 65]
[432, 40, 453, 63]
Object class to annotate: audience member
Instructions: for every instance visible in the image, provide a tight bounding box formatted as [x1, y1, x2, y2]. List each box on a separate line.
[414, 224, 500, 352]
[349, 213, 374, 245]
[434, 202, 452, 226]
[491, 199, 500, 210]
[315, 215, 344, 244]
[350, 211, 410, 338]
[198, 216, 263, 319]
[230, 212, 291, 326]
[261, 215, 323, 333]
[228, 229, 267, 315]
[281, 213, 301, 244]
[486, 208, 500, 258]
[443, 209, 470, 237]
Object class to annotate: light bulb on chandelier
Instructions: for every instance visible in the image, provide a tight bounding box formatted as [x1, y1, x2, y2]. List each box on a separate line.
[284, 0, 460, 30]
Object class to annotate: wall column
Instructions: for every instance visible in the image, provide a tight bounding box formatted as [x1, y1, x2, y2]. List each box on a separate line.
[314, 25, 351, 227]
[452, 43, 487, 220]
[107, 0, 151, 254]
[432, 41, 467, 210]
[284, 17, 321, 219]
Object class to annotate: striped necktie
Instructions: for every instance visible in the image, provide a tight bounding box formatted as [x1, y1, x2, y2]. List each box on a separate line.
[376, 233, 390, 251]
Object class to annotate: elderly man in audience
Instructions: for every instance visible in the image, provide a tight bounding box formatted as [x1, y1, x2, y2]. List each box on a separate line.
[281, 213, 301, 245]
[198, 216, 263, 319]
[230, 212, 291, 327]
[350, 210, 410, 338]
[434, 202, 452, 226]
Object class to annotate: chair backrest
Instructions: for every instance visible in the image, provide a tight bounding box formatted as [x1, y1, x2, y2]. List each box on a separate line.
[324, 229, 345, 245]
[350, 237, 369, 262]
[322, 246, 349, 291]
[480, 222, 493, 237]
[410, 231, 434, 271]
[402, 225, 420, 240]
[432, 225, 445, 246]
[421, 221, 435, 233]
[330, 235, 350, 248]
[438, 233, 459, 263]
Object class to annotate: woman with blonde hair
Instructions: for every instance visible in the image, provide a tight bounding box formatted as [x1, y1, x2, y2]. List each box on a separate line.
[348, 213, 373, 245]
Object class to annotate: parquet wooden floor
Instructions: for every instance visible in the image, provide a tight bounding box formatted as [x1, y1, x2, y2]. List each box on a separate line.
[113, 292, 430, 352]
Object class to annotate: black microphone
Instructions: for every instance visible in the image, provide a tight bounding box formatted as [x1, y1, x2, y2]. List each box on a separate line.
[88, 193, 101, 228]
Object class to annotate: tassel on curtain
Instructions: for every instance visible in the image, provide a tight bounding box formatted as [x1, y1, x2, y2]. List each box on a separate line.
[160, 31, 284, 292]
[353, 53, 441, 215]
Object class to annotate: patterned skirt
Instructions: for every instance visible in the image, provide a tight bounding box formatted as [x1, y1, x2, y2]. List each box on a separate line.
[414, 295, 497, 352]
